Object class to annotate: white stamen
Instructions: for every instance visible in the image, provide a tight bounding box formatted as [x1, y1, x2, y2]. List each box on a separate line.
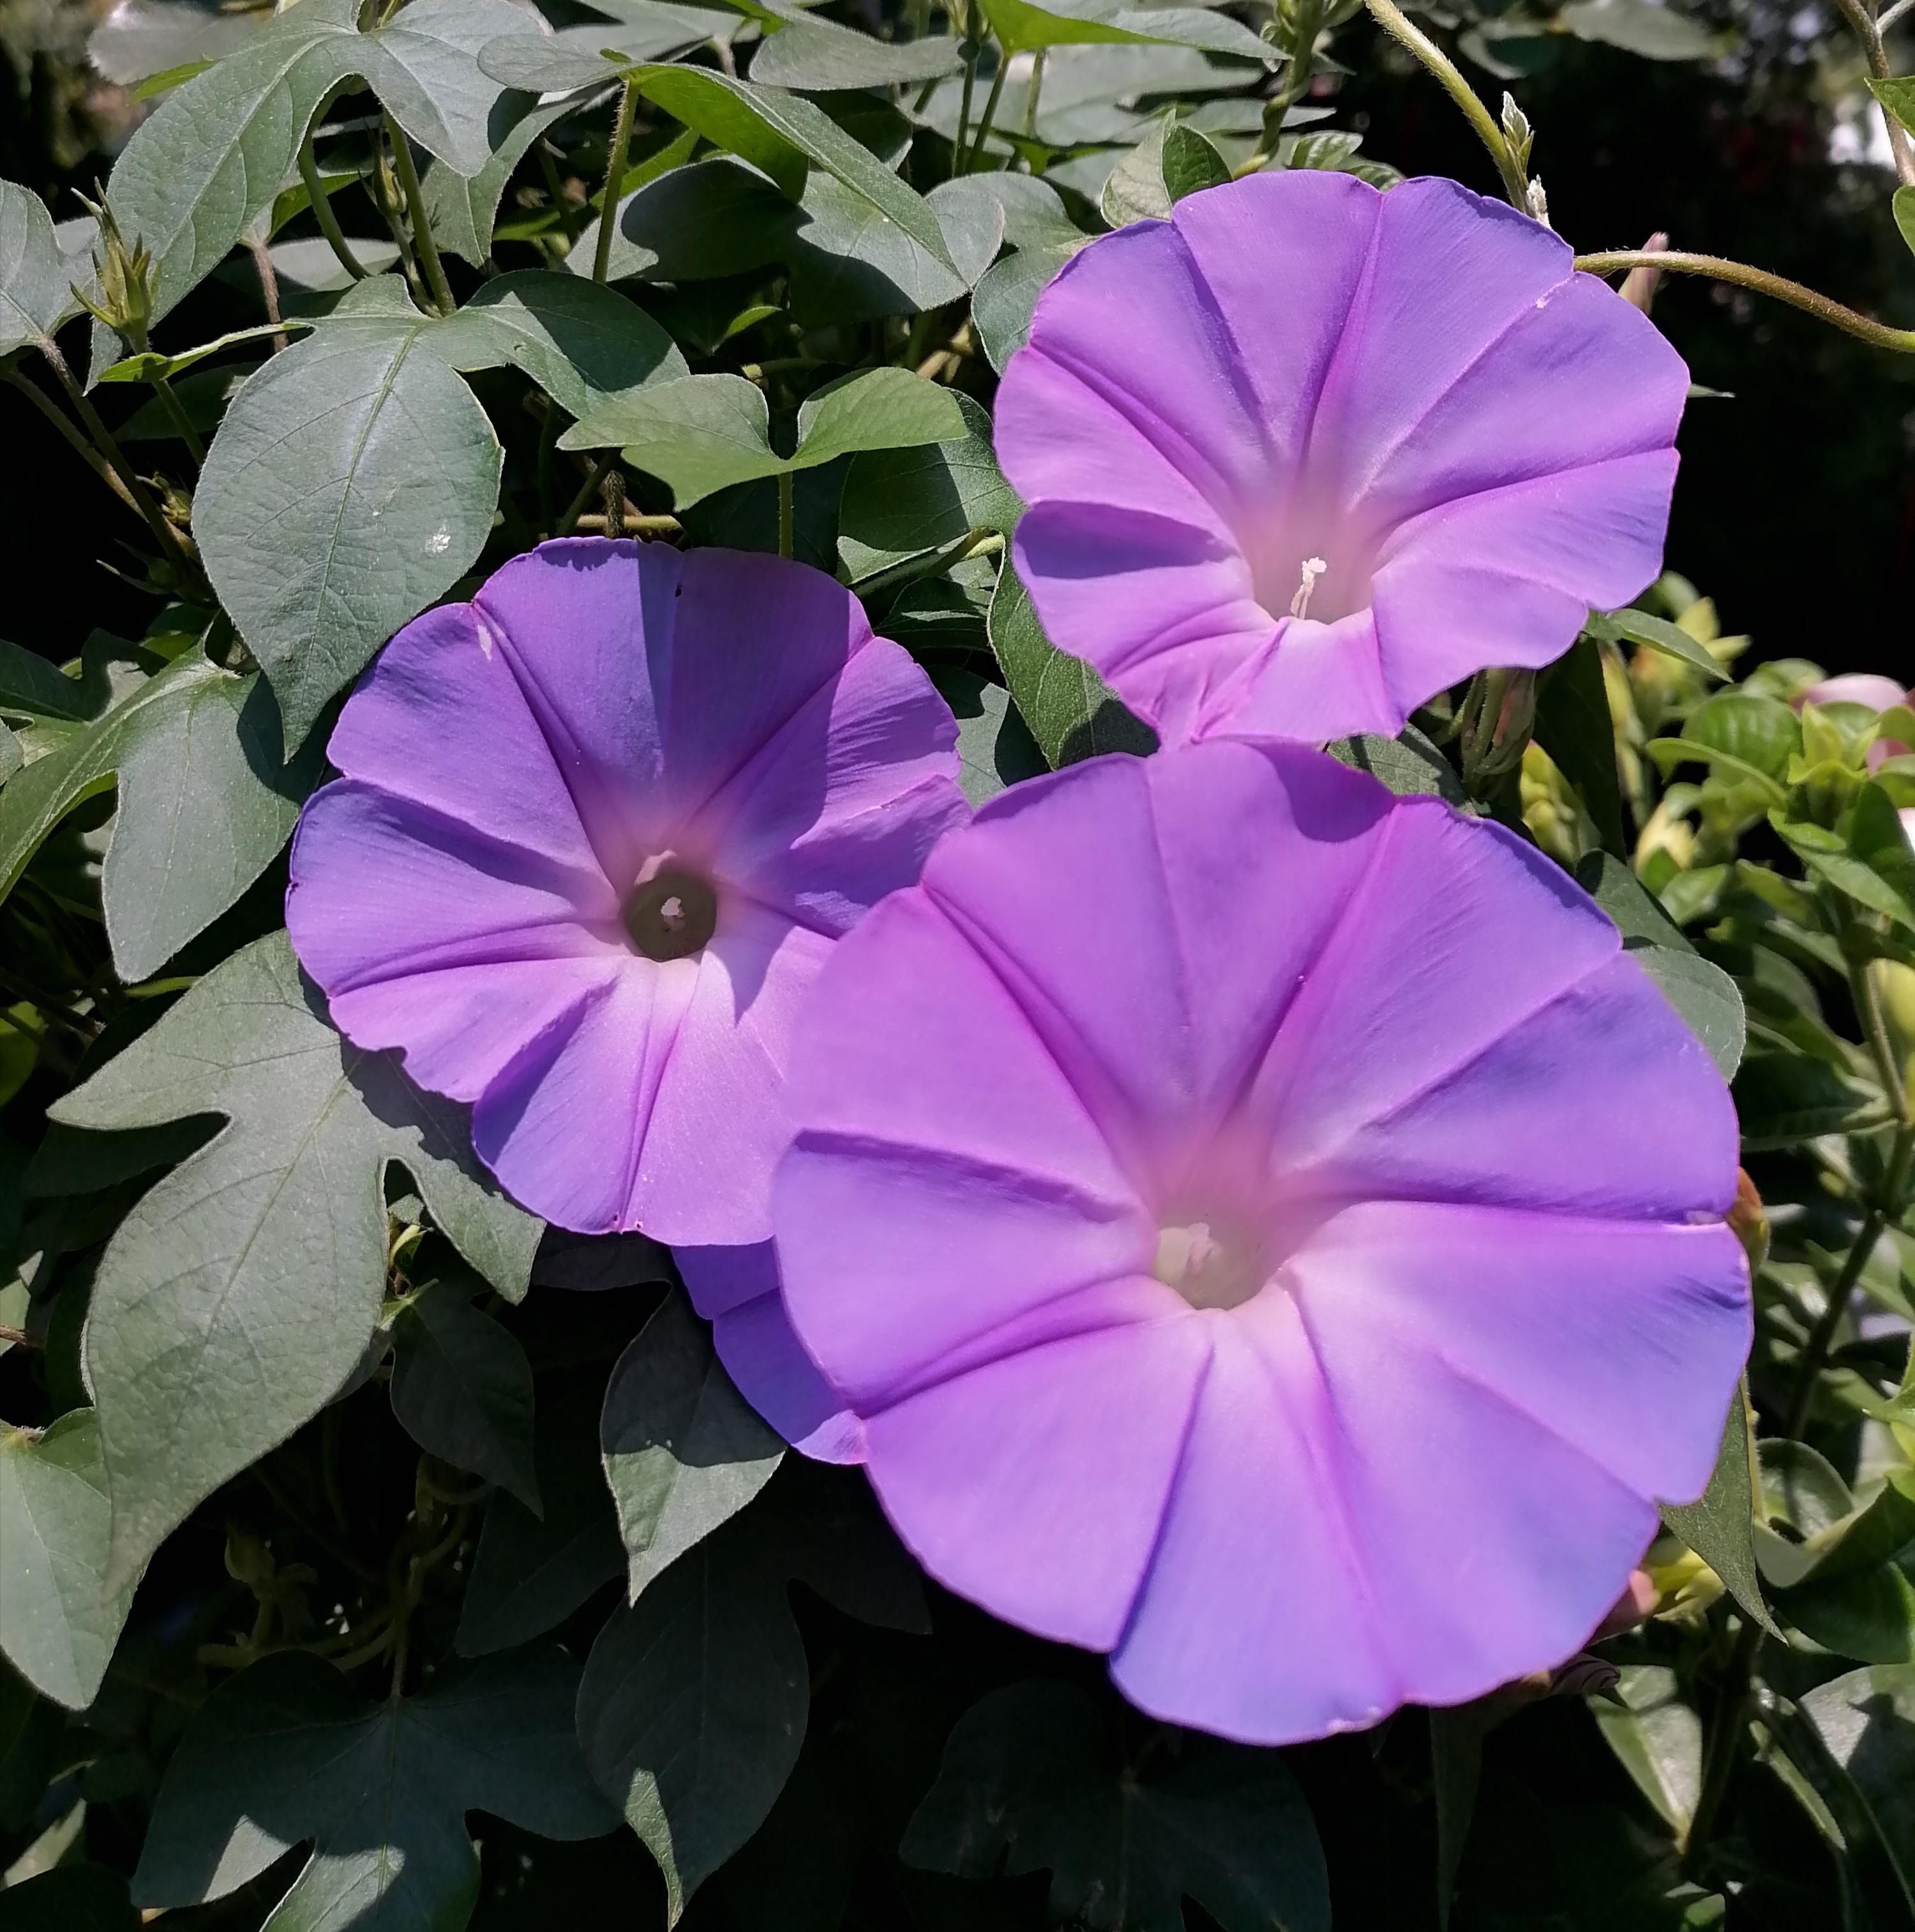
[1289, 557, 1328, 620]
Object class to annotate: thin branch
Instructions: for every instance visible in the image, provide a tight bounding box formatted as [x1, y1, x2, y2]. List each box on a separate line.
[248, 235, 288, 352]
[1831, 0, 1915, 185]
[1575, 248, 1915, 352]
[383, 113, 454, 313]
[1363, 0, 1530, 206]
[298, 130, 369, 283]
[594, 79, 641, 284]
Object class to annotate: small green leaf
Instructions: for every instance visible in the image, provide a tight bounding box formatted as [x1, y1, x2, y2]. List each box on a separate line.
[49, 932, 539, 1588]
[933, 668, 1048, 808]
[1661, 1380, 1779, 1636]
[1584, 606, 1731, 683]
[1799, 1662, 1915, 1900]
[839, 391, 1019, 580]
[1326, 727, 1464, 804]
[1895, 186, 1915, 261]
[458, 1388, 624, 1658]
[134, 1647, 617, 1932]
[628, 66, 957, 273]
[0, 646, 321, 981]
[580, 1461, 922, 1921]
[749, 11, 963, 89]
[562, 366, 965, 509]
[901, 1679, 1330, 1932]
[1100, 115, 1231, 226]
[1874, 77, 1915, 137]
[94, 319, 315, 383]
[601, 1291, 783, 1602]
[972, 240, 1082, 372]
[389, 1276, 540, 1512]
[989, 557, 1156, 768]
[0, 1412, 141, 1711]
[1590, 1667, 1702, 1836]
[0, 181, 80, 356]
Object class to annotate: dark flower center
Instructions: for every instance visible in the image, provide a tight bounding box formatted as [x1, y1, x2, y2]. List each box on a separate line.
[622, 861, 717, 962]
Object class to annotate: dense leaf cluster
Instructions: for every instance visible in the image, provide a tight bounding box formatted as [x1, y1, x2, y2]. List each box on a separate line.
[1, 1, 1914, 1928]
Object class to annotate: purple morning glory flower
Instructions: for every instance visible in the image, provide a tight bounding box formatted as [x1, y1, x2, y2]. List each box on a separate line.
[287, 538, 966, 1246]
[677, 1242, 866, 1463]
[771, 742, 1750, 1744]
[995, 172, 1689, 748]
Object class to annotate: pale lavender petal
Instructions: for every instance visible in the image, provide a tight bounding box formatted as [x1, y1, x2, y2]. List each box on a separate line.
[1804, 674, 1905, 711]
[1110, 1311, 1399, 1745]
[323, 601, 600, 872]
[676, 1242, 865, 1464]
[1247, 798, 1619, 1171]
[1284, 1201, 1749, 1506]
[1311, 952, 1741, 1219]
[862, 1317, 1212, 1650]
[635, 900, 833, 1245]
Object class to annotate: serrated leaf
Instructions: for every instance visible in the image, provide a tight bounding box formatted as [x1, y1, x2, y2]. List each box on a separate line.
[580, 1460, 922, 1921]
[133, 1647, 617, 1932]
[988, 556, 1156, 767]
[457, 1387, 624, 1657]
[0, 181, 80, 356]
[562, 365, 965, 508]
[91, 0, 532, 359]
[0, 1412, 140, 1711]
[49, 932, 539, 1588]
[0, 647, 321, 981]
[626, 66, 957, 273]
[389, 1276, 539, 1511]
[901, 1679, 1330, 1932]
[601, 1291, 783, 1601]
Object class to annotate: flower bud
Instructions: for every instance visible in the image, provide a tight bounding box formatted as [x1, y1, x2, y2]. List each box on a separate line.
[71, 192, 158, 347]
[1621, 233, 1669, 313]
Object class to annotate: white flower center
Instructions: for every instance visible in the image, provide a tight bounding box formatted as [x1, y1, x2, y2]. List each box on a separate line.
[1289, 556, 1330, 621]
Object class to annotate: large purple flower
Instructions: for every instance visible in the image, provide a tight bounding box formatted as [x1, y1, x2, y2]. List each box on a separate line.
[995, 172, 1689, 747]
[287, 539, 966, 1245]
[772, 742, 1749, 1744]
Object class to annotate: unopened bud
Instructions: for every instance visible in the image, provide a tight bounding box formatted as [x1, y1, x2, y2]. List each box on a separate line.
[1593, 1567, 1660, 1640]
[1551, 1652, 1623, 1702]
[1727, 1167, 1768, 1276]
[1524, 176, 1551, 227]
[71, 190, 158, 347]
[1621, 232, 1670, 313]
[1499, 93, 1534, 169]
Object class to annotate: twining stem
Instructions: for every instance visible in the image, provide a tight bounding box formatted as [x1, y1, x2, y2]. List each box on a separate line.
[1831, 0, 1915, 185]
[1576, 249, 1915, 354]
[4, 366, 144, 517]
[384, 113, 454, 314]
[298, 130, 369, 283]
[1362, 0, 1530, 207]
[955, 6, 980, 171]
[966, 48, 1010, 170]
[248, 236, 288, 352]
[777, 471, 795, 559]
[1022, 49, 1048, 137]
[370, 129, 427, 308]
[594, 79, 641, 284]
[151, 372, 206, 464]
[556, 454, 617, 538]
[32, 341, 199, 575]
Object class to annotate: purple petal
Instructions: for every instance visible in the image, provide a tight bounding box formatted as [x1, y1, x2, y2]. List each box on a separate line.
[1109, 1313, 1401, 1745]
[863, 1317, 1212, 1650]
[676, 1242, 866, 1463]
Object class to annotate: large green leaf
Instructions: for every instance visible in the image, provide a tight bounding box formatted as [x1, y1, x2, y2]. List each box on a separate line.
[901, 1679, 1330, 1932]
[839, 391, 1020, 580]
[936, 668, 1048, 808]
[389, 1274, 540, 1513]
[49, 932, 540, 1588]
[93, 0, 532, 354]
[750, 11, 962, 89]
[1533, 635, 1628, 859]
[572, 154, 797, 287]
[480, 3, 742, 90]
[1326, 726, 1464, 803]
[0, 646, 319, 981]
[1798, 1662, 1915, 1907]
[193, 291, 501, 753]
[626, 66, 957, 272]
[579, 1461, 926, 1921]
[563, 365, 965, 508]
[197, 272, 682, 750]
[457, 1388, 625, 1658]
[974, 0, 1275, 59]
[134, 1647, 617, 1932]
[988, 557, 1155, 767]
[1591, 1666, 1703, 1838]
[0, 181, 79, 357]
[421, 92, 592, 268]
[0, 1412, 140, 1711]
[601, 1290, 783, 1602]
